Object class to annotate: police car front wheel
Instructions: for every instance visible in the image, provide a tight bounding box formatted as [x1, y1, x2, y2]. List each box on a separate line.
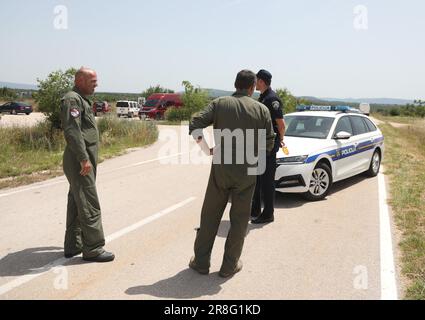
[303, 162, 333, 201]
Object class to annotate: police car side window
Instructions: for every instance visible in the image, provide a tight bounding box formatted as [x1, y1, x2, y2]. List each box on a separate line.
[334, 117, 353, 136]
[363, 118, 377, 132]
[350, 116, 368, 135]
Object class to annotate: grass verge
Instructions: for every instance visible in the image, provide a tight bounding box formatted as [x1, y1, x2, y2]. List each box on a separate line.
[0, 116, 158, 189]
[379, 121, 425, 299]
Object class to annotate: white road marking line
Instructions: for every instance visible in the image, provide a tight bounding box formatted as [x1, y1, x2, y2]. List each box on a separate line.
[0, 180, 66, 198]
[106, 196, 195, 243]
[0, 196, 196, 297]
[102, 152, 185, 174]
[378, 166, 398, 300]
[0, 153, 184, 199]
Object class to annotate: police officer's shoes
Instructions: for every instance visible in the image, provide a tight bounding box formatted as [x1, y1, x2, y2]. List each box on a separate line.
[189, 256, 209, 275]
[219, 260, 243, 278]
[83, 251, 115, 263]
[251, 215, 274, 224]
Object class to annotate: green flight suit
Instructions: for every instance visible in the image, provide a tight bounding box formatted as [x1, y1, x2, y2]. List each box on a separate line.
[61, 88, 105, 258]
[189, 91, 275, 274]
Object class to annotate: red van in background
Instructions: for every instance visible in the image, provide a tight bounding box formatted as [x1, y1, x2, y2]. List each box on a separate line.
[92, 101, 111, 116]
[139, 93, 183, 120]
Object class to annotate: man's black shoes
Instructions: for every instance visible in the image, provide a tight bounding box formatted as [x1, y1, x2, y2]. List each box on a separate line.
[83, 251, 115, 263]
[219, 260, 243, 278]
[251, 215, 274, 224]
[189, 256, 209, 275]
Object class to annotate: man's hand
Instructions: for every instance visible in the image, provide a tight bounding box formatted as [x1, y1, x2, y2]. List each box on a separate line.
[80, 160, 92, 176]
[195, 136, 213, 156]
[280, 140, 286, 148]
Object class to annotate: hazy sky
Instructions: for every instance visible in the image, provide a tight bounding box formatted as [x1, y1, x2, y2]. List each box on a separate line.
[0, 0, 424, 99]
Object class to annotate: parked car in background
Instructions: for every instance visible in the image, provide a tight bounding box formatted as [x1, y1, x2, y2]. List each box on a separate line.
[0, 102, 33, 115]
[116, 100, 140, 118]
[92, 101, 111, 116]
[359, 103, 371, 116]
[139, 93, 183, 120]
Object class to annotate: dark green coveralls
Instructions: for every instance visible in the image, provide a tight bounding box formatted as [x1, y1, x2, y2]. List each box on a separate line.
[61, 88, 105, 258]
[189, 91, 275, 274]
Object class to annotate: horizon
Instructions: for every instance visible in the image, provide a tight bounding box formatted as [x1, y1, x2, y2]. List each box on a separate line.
[0, 81, 415, 103]
[1, 0, 424, 100]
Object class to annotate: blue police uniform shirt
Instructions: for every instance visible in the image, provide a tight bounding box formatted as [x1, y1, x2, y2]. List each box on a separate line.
[259, 87, 284, 152]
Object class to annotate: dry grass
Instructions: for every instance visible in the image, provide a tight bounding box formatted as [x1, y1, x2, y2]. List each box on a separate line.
[380, 120, 425, 299]
[0, 116, 158, 189]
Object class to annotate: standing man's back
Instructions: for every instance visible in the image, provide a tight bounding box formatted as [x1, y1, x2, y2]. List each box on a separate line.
[188, 70, 275, 277]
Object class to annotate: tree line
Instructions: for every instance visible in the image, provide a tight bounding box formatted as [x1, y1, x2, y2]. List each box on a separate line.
[375, 100, 425, 117]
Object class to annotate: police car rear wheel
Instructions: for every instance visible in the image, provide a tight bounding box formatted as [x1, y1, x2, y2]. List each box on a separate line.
[303, 163, 332, 201]
[367, 150, 381, 177]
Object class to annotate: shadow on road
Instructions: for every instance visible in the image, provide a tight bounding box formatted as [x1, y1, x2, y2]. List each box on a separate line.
[274, 192, 305, 209]
[273, 173, 372, 205]
[0, 247, 63, 277]
[125, 269, 228, 299]
[329, 173, 370, 195]
[216, 220, 270, 239]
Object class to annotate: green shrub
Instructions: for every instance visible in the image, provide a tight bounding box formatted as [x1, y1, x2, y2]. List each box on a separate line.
[141, 85, 174, 99]
[164, 81, 209, 122]
[164, 107, 193, 122]
[0, 87, 18, 100]
[35, 68, 77, 129]
[390, 108, 401, 116]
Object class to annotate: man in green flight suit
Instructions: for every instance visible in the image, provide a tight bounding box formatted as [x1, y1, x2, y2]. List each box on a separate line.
[188, 70, 275, 277]
[61, 67, 114, 263]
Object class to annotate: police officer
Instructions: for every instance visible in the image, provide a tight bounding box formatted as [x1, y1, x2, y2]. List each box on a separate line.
[251, 69, 285, 224]
[188, 70, 275, 277]
[61, 67, 115, 263]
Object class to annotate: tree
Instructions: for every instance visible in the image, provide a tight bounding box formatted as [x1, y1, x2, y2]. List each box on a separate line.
[0, 87, 18, 100]
[34, 68, 77, 129]
[276, 88, 297, 113]
[181, 80, 209, 114]
[165, 81, 209, 122]
[141, 85, 174, 99]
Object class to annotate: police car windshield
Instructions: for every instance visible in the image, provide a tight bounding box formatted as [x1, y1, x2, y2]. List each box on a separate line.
[284, 115, 335, 139]
[144, 99, 159, 107]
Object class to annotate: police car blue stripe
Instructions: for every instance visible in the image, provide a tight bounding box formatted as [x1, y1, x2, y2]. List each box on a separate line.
[305, 136, 384, 164]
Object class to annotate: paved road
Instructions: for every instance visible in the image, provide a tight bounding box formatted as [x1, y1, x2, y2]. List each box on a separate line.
[0, 125, 398, 300]
[0, 113, 46, 128]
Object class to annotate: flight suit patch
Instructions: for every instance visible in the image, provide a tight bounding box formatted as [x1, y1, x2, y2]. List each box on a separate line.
[70, 108, 80, 118]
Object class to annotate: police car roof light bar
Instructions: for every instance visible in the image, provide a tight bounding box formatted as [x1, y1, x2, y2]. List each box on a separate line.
[296, 105, 359, 113]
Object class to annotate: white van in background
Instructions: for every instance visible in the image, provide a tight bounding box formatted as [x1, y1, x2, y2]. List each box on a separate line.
[359, 103, 371, 116]
[116, 101, 140, 118]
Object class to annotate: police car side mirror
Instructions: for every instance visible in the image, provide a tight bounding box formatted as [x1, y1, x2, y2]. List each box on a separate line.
[334, 131, 352, 140]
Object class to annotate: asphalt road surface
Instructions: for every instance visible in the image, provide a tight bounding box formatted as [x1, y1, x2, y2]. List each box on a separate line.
[0, 125, 399, 300]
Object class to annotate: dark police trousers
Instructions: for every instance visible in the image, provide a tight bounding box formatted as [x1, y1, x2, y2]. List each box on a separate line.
[63, 143, 105, 258]
[194, 164, 256, 274]
[251, 152, 277, 218]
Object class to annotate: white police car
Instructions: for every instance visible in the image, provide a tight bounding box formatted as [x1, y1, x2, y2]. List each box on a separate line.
[275, 105, 384, 201]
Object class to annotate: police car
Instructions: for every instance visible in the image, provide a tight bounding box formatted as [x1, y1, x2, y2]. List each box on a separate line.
[275, 105, 384, 201]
